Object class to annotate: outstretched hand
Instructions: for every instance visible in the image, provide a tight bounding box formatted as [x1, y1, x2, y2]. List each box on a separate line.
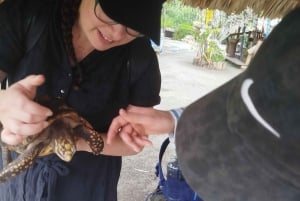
[107, 106, 175, 152]
[0, 75, 53, 145]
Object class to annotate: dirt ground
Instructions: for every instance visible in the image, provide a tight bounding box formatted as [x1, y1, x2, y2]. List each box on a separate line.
[117, 38, 244, 201]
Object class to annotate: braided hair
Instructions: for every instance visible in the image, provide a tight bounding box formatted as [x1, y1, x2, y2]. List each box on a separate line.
[61, 0, 82, 86]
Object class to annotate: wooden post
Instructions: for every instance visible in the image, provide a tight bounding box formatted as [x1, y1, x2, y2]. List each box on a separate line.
[239, 26, 246, 60]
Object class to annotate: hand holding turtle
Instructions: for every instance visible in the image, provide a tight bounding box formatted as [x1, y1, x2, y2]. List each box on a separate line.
[0, 75, 53, 145]
[0, 95, 105, 183]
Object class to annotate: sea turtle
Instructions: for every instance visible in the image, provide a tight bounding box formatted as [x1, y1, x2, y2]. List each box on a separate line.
[0, 96, 104, 183]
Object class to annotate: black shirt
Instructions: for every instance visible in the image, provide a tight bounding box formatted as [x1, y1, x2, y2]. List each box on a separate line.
[0, 0, 161, 200]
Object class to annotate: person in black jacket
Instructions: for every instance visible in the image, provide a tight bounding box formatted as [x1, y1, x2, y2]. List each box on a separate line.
[0, 0, 164, 200]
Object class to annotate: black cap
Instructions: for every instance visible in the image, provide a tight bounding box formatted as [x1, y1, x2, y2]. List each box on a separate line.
[176, 7, 300, 201]
[99, 0, 165, 45]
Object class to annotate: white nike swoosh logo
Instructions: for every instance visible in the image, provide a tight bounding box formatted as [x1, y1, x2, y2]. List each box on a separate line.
[240, 78, 280, 138]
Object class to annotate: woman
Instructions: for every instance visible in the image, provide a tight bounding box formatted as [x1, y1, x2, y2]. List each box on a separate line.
[0, 0, 165, 200]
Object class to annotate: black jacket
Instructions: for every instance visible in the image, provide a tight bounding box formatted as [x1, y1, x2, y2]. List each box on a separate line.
[0, 0, 161, 200]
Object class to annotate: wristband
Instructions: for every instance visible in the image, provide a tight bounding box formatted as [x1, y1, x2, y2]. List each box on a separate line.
[168, 107, 184, 144]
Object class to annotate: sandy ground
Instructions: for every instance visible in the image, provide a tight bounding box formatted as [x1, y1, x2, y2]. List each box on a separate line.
[117, 38, 244, 201]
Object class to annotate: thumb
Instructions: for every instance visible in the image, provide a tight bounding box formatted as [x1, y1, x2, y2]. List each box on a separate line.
[19, 74, 45, 89]
[107, 114, 128, 144]
[16, 75, 45, 99]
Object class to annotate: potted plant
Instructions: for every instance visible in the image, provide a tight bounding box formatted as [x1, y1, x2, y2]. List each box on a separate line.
[193, 28, 225, 69]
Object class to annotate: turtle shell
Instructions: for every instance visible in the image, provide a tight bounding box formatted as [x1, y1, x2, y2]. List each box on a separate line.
[0, 96, 104, 183]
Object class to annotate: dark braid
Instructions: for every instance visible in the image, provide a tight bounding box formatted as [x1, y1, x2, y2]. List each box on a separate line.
[61, 0, 83, 86]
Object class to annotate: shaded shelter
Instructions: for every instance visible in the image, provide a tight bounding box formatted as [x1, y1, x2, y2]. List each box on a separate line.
[182, 0, 300, 18]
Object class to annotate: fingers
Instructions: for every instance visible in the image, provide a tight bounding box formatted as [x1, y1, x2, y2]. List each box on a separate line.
[107, 115, 128, 144]
[107, 110, 152, 152]
[15, 75, 45, 99]
[0, 104, 51, 140]
[0, 75, 52, 145]
[119, 132, 141, 152]
[1, 129, 27, 145]
[14, 98, 52, 117]
[9, 74, 52, 116]
[3, 117, 49, 136]
[0, 97, 52, 138]
[119, 109, 147, 134]
[119, 126, 152, 152]
[0, 116, 49, 145]
[107, 109, 147, 144]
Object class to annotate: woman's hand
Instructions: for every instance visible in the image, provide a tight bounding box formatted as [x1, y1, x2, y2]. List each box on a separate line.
[109, 118, 153, 152]
[107, 105, 175, 152]
[0, 75, 52, 145]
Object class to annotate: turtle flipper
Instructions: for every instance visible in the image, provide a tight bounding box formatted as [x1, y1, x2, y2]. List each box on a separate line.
[74, 126, 104, 155]
[0, 144, 42, 183]
[85, 128, 104, 155]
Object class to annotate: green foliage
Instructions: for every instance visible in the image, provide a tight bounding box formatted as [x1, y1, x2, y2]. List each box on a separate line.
[194, 28, 225, 63]
[193, 28, 210, 45]
[162, 0, 225, 63]
[173, 24, 194, 40]
[163, 0, 199, 29]
[205, 41, 225, 62]
[164, 18, 175, 29]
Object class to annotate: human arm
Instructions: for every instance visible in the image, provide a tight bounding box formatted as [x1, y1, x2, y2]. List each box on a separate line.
[0, 74, 145, 156]
[76, 131, 151, 156]
[77, 105, 157, 156]
[109, 106, 175, 136]
[107, 105, 181, 152]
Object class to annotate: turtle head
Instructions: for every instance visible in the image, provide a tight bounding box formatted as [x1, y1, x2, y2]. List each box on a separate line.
[50, 119, 77, 162]
[53, 136, 76, 162]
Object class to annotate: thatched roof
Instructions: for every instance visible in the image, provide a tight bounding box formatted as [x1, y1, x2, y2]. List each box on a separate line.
[182, 0, 300, 18]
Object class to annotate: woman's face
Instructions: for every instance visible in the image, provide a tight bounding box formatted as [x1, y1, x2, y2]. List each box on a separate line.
[77, 0, 138, 51]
